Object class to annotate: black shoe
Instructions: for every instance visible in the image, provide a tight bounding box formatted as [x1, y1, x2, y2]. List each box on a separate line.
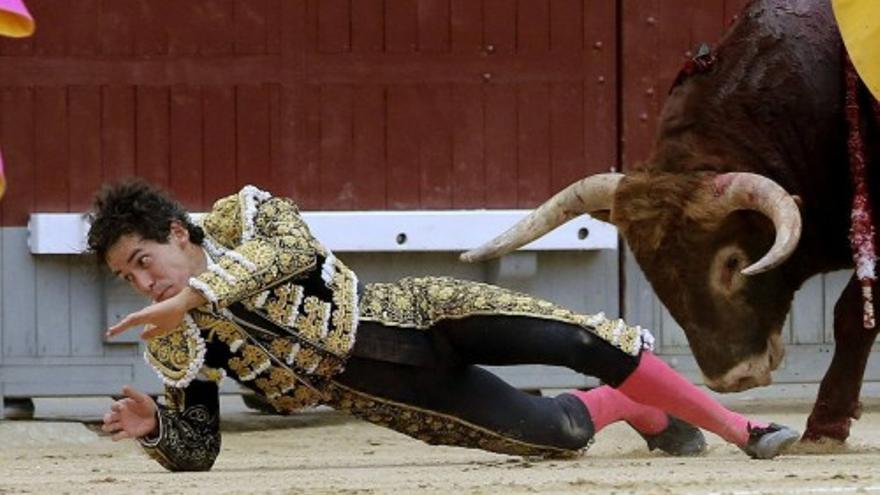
[635, 415, 707, 456]
[740, 423, 800, 459]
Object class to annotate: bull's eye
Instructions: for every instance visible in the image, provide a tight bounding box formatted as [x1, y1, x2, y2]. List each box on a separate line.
[710, 245, 748, 296]
[725, 256, 739, 271]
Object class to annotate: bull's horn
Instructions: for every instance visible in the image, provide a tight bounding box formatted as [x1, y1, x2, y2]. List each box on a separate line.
[460, 173, 624, 262]
[712, 172, 802, 275]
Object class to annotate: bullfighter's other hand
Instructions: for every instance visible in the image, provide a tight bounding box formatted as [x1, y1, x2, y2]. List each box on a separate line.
[106, 287, 206, 340]
[101, 385, 158, 441]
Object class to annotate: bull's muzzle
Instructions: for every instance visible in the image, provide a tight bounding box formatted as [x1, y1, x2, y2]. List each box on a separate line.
[703, 333, 785, 392]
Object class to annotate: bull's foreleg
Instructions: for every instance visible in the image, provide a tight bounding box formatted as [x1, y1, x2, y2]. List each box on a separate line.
[804, 276, 879, 442]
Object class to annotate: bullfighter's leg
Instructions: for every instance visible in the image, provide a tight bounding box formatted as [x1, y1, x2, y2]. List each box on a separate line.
[331, 355, 596, 458]
[440, 315, 798, 458]
[804, 276, 880, 442]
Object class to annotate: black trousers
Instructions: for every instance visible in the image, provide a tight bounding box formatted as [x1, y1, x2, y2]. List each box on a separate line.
[333, 316, 640, 455]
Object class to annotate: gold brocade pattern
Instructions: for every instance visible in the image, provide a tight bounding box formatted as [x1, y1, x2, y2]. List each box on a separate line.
[325, 259, 358, 355]
[145, 323, 205, 385]
[255, 198, 325, 255]
[295, 296, 331, 342]
[292, 346, 323, 373]
[228, 344, 271, 381]
[260, 284, 304, 327]
[202, 195, 242, 249]
[254, 367, 297, 399]
[268, 387, 327, 414]
[196, 316, 246, 349]
[199, 367, 227, 383]
[190, 186, 358, 362]
[359, 276, 648, 356]
[326, 382, 583, 459]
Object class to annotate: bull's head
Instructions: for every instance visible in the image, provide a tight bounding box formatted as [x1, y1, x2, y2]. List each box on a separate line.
[461, 172, 802, 392]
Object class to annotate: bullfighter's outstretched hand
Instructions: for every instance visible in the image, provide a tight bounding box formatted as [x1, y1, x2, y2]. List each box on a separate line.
[101, 385, 158, 442]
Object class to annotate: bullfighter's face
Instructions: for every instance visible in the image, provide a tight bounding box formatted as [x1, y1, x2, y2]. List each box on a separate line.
[105, 221, 203, 302]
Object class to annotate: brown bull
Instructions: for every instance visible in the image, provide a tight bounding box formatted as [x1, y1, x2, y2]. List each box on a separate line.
[463, 0, 879, 443]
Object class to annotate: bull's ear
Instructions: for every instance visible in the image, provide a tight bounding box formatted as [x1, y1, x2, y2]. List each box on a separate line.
[792, 195, 803, 209]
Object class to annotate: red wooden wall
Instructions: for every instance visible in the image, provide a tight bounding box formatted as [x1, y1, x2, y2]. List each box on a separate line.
[0, 0, 746, 226]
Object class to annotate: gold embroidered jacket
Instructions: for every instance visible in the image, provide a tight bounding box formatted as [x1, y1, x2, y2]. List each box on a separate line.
[139, 185, 359, 471]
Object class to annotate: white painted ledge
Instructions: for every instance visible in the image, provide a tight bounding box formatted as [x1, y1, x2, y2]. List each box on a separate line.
[27, 210, 617, 254]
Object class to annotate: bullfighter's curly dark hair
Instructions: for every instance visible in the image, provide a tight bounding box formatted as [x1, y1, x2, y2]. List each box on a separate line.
[87, 179, 204, 263]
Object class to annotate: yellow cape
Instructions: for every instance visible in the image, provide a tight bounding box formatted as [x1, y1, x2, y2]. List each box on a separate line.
[833, 0, 880, 100]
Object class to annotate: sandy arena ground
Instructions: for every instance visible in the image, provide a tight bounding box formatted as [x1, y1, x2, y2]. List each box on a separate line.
[1, 396, 879, 495]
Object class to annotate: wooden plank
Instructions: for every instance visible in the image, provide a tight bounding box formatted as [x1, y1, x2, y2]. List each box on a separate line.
[1, 365, 134, 392]
[418, 0, 450, 53]
[451, 84, 485, 208]
[723, 0, 752, 26]
[273, 86, 313, 203]
[0, 14, 31, 55]
[620, 0, 660, 166]
[655, 0, 692, 113]
[235, 0, 269, 54]
[201, 0, 235, 55]
[385, 0, 418, 53]
[69, 259, 105, 357]
[0, 88, 34, 226]
[170, 86, 204, 209]
[417, 84, 453, 209]
[516, 84, 551, 207]
[101, 86, 136, 182]
[484, 85, 517, 207]
[385, 86, 420, 209]
[134, 0, 168, 56]
[351, 86, 386, 209]
[550, 0, 582, 52]
[351, 0, 384, 53]
[236, 84, 272, 189]
[550, 82, 585, 191]
[317, 0, 350, 53]
[450, 0, 482, 54]
[319, 85, 353, 209]
[34, 87, 69, 212]
[136, 86, 171, 188]
[68, 87, 102, 212]
[268, 84, 282, 198]
[299, 84, 322, 209]
[274, 1, 308, 202]
[265, 0, 282, 54]
[103, 344, 139, 359]
[0, 57, 280, 87]
[0, 53, 592, 87]
[202, 86, 238, 201]
[67, 0, 100, 56]
[517, 0, 550, 53]
[695, 1, 727, 45]
[483, 0, 516, 54]
[2, 230, 36, 357]
[583, 0, 617, 175]
[167, 1, 201, 56]
[100, 0, 136, 56]
[35, 257, 71, 357]
[30, 0, 68, 56]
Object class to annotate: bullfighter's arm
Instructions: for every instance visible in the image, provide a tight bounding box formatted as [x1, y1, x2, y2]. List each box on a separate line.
[138, 379, 221, 472]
